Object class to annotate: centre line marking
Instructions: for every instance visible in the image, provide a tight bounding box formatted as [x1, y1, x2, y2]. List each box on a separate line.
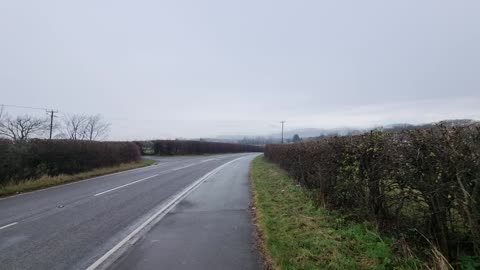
[171, 164, 197, 171]
[94, 174, 159, 197]
[0, 222, 18, 230]
[171, 159, 215, 171]
[86, 156, 247, 270]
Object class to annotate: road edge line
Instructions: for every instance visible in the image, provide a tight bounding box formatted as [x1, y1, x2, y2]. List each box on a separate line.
[85, 156, 247, 270]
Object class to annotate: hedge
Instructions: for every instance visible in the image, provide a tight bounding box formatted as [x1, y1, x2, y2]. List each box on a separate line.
[0, 139, 141, 185]
[265, 125, 480, 265]
[137, 140, 263, 155]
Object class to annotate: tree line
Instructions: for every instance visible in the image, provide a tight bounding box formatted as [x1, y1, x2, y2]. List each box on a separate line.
[0, 106, 110, 142]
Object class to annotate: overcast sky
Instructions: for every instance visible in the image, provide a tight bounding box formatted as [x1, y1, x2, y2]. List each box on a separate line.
[1, 0, 479, 140]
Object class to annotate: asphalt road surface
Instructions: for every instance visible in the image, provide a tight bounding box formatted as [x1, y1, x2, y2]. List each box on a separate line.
[0, 153, 262, 270]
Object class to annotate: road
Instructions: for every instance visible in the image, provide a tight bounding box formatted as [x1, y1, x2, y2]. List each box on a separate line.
[0, 153, 262, 270]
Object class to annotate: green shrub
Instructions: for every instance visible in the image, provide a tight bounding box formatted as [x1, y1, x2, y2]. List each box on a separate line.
[265, 125, 480, 265]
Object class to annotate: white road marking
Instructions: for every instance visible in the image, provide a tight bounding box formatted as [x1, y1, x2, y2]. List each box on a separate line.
[85, 156, 246, 270]
[171, 163, 198, 171]
[0, 222, 18, 230]
[0, 157, 221, 202]
[0, 162, 162, 202]
[94, 158, 217, 196]
[93, 174, 159, 197]
[171, 158, 216, 171]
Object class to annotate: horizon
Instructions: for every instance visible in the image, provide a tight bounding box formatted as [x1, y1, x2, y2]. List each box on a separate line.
[1, 1, 479, 140]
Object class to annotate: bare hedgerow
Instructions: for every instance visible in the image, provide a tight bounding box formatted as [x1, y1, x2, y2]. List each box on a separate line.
[0, 140, 140, 185]
[149, 140, 263, 155]
[264, 124, 480, 266]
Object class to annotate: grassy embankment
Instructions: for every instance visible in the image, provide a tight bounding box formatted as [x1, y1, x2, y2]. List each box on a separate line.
[0, 159, 156, 197]
[250, 156, 419, 270]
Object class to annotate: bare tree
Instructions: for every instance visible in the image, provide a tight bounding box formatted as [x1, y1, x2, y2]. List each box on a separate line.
[0, 114, 48, 141]
[59, 114, 110, 141]
[61, 114, 88, 140]
[84, 114, 110, 141]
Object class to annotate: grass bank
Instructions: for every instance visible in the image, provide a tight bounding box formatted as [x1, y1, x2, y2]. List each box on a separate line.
[250, 156, 420, 270]
[0, 159, 156, 197]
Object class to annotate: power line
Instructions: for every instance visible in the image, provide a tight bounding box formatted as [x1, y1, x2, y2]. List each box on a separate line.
[1, 104, 59, 140]
[0, 104, 48, 111]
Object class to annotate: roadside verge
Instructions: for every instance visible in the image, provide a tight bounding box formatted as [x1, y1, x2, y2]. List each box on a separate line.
[250, 155, 418, 270]
[0, 159, 156, 198]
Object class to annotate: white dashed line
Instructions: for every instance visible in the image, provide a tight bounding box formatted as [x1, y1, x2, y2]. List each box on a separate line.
[85, 156, 246, 270]
[94, 174, 159, 197]
[0, 222, 18, 230]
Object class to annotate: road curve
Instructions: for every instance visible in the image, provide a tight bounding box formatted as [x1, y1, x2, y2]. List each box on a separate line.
[111, 154, 262, 270]
[0, 153, 260, 270]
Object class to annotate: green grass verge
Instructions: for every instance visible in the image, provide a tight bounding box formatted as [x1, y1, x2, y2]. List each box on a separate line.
[0, 159, 156, 197]
[250, 156, 419, 270]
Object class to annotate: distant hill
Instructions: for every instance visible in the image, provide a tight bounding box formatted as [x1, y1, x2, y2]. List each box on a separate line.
[437, 119, 479, 127]
[392, 119, 480, 130]
[285, 119, 480, 138]
[268, 127, 366, 139]
[210, 119, 480, 144]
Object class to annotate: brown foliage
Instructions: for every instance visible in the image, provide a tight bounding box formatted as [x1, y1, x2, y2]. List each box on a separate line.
[0, 139, 140, 184]
[150, 140, 264, 155]
[265, 125, 480, 264]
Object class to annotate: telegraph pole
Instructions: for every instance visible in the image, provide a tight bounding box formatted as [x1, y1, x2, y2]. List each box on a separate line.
[0, 104, 59, 139]
[46, 110, 58, 139]
[280, 120, 286, 144]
